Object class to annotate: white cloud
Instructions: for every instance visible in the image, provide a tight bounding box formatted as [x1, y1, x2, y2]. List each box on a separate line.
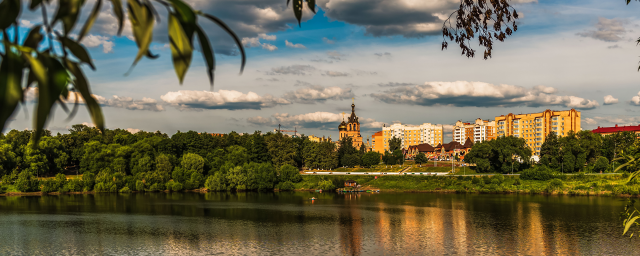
[248, 112, 341, 129]
[577, 17, 627, 42]
[63, 91, 163, 111]
[81, 34, 115, 53]
[583, 116, 640, 127]
[126, 128, 141, 134]
[370, 81, 600, 109]
[266, 64, 316, 75]
[241, 37, 262, 47]
[242, 33, 278, 51]
[262, 43, 278, 51]
[20, 20, 32, 27]
[161, 90, 290, 110]
[323, 71, 350, 77]
[285, 40, 307, 49]
[258, 33, 276, 40]
[322, 37, 335, 44]
[327, 51, 346, 60]
[284, 86, 355, 103]
[631, 91, 640, 106]
[604, 95, 619, 105]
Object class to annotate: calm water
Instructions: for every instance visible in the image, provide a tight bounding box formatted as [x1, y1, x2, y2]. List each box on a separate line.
[0, 192, 635, 255]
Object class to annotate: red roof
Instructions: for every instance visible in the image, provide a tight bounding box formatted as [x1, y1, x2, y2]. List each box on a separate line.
[592, 124, 640, 134]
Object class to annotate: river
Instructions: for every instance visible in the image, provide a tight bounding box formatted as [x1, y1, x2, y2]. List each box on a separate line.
[0, 192, 635, 255]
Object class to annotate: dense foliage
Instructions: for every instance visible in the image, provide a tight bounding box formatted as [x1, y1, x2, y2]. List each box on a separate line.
[0, 124, 384, 193]
[464, 136, 532, 173]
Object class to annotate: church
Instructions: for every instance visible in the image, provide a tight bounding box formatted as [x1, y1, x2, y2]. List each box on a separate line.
[338, 100, 364, 149]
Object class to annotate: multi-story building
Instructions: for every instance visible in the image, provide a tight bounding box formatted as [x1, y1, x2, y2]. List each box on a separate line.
[453, 118, 496, 144]
[308, 135, 332, 143]
[338, 101, 364, 148]
[381, 123, 444, 151]
[495, 109, 581, 156]
[370, 131, 384, 153]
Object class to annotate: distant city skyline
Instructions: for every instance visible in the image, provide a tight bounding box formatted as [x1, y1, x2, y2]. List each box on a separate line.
[5, 0, 640, 143]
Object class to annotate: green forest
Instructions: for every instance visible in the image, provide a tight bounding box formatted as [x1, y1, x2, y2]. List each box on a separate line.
[464, 130, 639, 175]
[0, 124, 396, 193]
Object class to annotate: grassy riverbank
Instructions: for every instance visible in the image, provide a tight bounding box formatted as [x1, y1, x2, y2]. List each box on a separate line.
[295, 173, 640, 196]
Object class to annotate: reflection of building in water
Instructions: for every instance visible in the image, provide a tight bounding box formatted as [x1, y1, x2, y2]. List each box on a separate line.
[339, 196, 363, 256]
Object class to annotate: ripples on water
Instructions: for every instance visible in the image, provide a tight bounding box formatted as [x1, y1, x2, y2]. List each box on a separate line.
[0, 192, 634, 255]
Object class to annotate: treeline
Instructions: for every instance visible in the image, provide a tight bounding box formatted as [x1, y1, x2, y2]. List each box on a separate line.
[0, 124, 380, 193]
[464, 130, 639, 174]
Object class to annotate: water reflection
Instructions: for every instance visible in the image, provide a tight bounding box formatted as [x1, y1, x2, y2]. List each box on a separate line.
[0, 193, 633, 255]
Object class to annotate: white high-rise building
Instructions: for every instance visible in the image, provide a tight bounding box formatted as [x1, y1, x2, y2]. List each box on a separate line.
[453, 119, 496, 144]
[381, 123, 444, 151]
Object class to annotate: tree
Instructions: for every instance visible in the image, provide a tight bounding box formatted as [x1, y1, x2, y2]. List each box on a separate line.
[540, 132, 561, 170]
[393, 150, 405, 165]
[279, 164, 301, 183]
[593, 156, 609, 173]
[382, 151, 397, 165]
[341, 153, 361, 168]
[464, 136, 532, 173]
[414, 153, 428, 167]
[362, 151, 381, 168]
[266, 133, 297, 169]
[388, 137, 402, 152]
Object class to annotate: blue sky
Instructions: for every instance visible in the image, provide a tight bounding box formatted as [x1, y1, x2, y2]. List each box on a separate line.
[5, 0, 640, 142]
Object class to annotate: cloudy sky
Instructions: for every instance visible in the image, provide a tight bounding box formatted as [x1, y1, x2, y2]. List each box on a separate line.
[5, 0, 640, 142]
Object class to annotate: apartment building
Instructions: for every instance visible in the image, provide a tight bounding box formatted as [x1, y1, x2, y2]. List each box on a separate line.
[370, 131, 385, 153]
[495, 109, 581, 156]
[453, 118, 496, 144]
[381, 123, 444, 151]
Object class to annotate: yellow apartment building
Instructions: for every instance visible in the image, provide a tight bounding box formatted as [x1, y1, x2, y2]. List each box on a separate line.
[495, 109, 581, 156]
[381, 123, 444, 151]
[308, 134, 332, 143]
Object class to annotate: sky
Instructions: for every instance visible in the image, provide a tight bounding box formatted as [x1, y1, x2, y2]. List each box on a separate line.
[5, 0, 640, 142]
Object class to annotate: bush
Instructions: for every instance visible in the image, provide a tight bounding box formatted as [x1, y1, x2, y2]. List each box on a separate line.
[279, 181, 295, 191]
[520, 165, 556, 181]
[482, 176, 492, 184]
[593, 156, 609, 173]
[471, 177, 482, 185]
[491, 178, 501, 185]
[279, 165, 302, 183]
[361, 152, 381, 168]
[136, 180, 145, 192]
[172, 182, 183, 191]
[119, 187, 131, 193]
[545, 178, 564, 192]
[149, 183, 159, 192]
[15, 171, 39, 192]
[494, 174, 505, 183]
[317, 180, 335, 190]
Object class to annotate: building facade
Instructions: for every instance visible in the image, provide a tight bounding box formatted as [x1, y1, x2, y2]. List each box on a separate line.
[370, 131, 384, 153]
[338, 102, 364, 148]
[406, 138, 474, 161]
[381, 123, 444, 151]
[453, 118, 496, 144]
[591, 124, 640, 137]
[495, 109, 581, 156]
[308, 135, 332, 143]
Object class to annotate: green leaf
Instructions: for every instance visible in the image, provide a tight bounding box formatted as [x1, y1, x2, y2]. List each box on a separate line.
[292, 0, 303, 27]
[201, 13, 245, 74]
[53, 0, 85, 36]
[33, 56, 69, 144]
[0, 51, 24, 133]
[23, 25, 44, 49]
[127, 0, 155, 69]
[307, 0, 316, 14]
[624, 216, 640, 235]
[29, 0, 44, 10]
[59, 36, 96, 70]
[109, 0, 125, 35]
[21, 53, 48, 89]
[63, 60, 105, 133]
[168, 13, 193, 84]
[78, 0, 102, 41]
[195, 25, 215, 85]
[167, 0, 196, 53]
[0, 0, 21, 30]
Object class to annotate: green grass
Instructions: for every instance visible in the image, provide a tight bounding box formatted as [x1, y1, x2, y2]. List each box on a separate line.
[331, 164, 405, 173]
[295, 172, 636, 196]
[409, 166, 454, 173]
